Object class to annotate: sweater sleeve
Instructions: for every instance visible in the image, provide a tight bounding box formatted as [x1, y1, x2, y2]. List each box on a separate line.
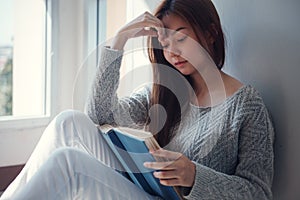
[84, 47, 150, 128]
[184, 99, 274, 200]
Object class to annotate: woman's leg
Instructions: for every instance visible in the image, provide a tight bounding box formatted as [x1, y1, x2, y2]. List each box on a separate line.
[10, 148, 158, 200]
[1, 110, 124, 199]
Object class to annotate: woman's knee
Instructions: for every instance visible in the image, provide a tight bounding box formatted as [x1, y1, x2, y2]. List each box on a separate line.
[53, 109, 94, 133]
[54, 110, 87, 126]
[41, 110, 91, 141]
[49, 148, 84, 168]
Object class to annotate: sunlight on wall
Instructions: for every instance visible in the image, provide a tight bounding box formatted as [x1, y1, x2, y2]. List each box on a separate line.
[117, 0, 161, 97]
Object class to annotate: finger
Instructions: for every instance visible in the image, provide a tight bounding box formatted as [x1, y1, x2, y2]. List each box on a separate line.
[143, 161, 175, 170]
[145, 23, 164, 36]
[134, 28, 158, 37]
[153, 170, 178, 179]
[140, 13, 164, 35]
[147, 27, 168, 41]
[143, 12, 164, 28]
[156, 27, 167, 41]
[158, 32, 167, 43]
[150, 148, 182, 161]
[125, 21, 162, 38]
[138, 13, 163, 30]
[159, 178, 181, 186]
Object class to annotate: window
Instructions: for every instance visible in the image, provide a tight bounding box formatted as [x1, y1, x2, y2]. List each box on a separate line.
[0, 0, 14, 116]
[0, 0, 47, 118]
[0, 0, 102, 166]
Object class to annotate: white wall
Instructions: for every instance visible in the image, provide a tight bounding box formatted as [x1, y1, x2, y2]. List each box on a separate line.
[212, 0, 300, 199]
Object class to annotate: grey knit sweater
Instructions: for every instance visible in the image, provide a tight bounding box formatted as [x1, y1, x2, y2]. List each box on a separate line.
[85, 47, 274, 200]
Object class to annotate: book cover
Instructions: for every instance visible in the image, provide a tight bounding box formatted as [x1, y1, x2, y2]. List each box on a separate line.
[98, 125, 182, 200]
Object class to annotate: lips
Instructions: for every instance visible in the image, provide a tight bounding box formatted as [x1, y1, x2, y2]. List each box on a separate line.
[174, 60, 188, 66]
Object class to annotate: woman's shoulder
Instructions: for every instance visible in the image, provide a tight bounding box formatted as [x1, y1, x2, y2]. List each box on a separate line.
[236, 85, 265, 105]
[227, 85, 270, 120]
[222, 73, 265, 107]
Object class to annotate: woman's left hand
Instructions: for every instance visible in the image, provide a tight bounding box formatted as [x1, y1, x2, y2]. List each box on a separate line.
[143, 148, 196, 187]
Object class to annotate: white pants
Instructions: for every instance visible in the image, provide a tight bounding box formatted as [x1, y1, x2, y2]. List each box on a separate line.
[1, 110, 158, 200]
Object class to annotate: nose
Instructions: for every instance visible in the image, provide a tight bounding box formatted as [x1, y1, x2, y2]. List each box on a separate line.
[167, 44, 181, 57]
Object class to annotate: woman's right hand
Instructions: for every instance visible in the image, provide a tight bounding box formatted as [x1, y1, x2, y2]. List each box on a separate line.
[111, 11, 164, 50]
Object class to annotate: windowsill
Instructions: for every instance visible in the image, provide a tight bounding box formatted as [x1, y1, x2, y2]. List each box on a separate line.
[0, 117, 49, 167]
[0, 115, 52, 133]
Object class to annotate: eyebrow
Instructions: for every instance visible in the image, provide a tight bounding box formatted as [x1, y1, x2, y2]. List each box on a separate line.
[165, 26, 187, 35]
[165, 27, 187, 36]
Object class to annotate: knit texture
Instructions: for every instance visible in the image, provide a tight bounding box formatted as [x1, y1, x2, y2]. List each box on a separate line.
[85, 47, 274, 200]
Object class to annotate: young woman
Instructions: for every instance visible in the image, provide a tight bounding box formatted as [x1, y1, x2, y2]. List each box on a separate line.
[1, 0, 274, 199]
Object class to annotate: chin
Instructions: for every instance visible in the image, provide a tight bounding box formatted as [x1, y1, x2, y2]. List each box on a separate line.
[175, 65, 196, 76]
[177, 69, 193, 76]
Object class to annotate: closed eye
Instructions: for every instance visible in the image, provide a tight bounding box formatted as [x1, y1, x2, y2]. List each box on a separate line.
[177, 35, 188, 42]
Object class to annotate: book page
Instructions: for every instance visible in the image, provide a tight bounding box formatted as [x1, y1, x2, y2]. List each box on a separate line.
[97, 124, 115, 133]
[116, 126, 153, 139]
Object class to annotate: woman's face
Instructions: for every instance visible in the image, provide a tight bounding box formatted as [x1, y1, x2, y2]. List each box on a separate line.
[160, 13, 211, 76]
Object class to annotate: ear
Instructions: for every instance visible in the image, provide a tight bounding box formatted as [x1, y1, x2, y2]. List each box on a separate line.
[205, 23, 218, 45]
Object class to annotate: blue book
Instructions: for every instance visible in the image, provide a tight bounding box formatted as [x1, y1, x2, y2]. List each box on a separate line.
[98, 125, 182, 200]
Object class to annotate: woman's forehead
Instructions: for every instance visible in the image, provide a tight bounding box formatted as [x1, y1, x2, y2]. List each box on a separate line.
[161, 13, 189, 29]
[161, 13, 191, 36]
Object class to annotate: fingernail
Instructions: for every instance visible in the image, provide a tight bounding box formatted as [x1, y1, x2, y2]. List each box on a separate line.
[149, 150, 154, 153]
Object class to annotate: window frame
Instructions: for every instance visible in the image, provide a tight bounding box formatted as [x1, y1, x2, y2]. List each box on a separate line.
[0, 0, 107, 130]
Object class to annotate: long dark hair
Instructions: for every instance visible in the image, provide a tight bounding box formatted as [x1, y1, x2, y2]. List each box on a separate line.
[147, 0, 225, 147]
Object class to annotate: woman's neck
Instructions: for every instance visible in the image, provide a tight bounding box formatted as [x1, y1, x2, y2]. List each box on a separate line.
[189, 70, 243, 107]
[189, 72, 211, 107]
